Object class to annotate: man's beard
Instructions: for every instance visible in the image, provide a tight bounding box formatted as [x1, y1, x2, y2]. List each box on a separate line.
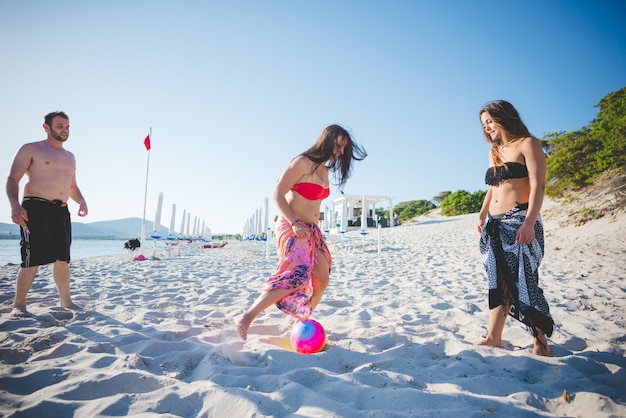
[51, 129, 69, 142]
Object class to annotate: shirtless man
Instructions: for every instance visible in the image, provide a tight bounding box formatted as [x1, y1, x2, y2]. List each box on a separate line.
[6, 111, 88, 316]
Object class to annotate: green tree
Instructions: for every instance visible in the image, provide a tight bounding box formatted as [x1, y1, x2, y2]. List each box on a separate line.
[439, 190, 487, 216]
[432, 191, 451, 205]
[545, 86, 626, 197]
[394, 200, 436, 222]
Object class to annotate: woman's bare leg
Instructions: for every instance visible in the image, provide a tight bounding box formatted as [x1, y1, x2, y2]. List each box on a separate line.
[532, 328, 551, 356]
[310, 249, 330, 311]
[478, 306, 508, 347]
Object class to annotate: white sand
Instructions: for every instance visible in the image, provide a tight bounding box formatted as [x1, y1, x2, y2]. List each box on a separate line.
[1, 207, 625, 417]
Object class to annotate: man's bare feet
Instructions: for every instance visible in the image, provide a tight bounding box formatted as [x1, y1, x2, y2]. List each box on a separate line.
[11, 306, 31, 317]
[477, 335, 503, 348]
[61, 301, 82, 310]
[236, 315, 252, 341]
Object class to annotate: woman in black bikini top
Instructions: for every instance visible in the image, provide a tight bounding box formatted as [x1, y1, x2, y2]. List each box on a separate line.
[476, 100, 553, 357]
[484, 161, 529, 186]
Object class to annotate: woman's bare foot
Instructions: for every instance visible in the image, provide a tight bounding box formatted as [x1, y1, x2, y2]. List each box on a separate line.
[477, 335, 503, 348]
[236, 314, 252, 341]
[531, 334, 551, 356]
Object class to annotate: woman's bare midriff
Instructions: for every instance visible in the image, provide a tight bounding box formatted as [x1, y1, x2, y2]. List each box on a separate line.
[287, 191, 322, 224]
[489, 178, 530, 215]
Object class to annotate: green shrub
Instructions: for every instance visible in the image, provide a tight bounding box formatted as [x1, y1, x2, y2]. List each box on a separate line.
[439, 190, 487, 216]
[394, 199, 436, 222]
[545, 86, 626, 197]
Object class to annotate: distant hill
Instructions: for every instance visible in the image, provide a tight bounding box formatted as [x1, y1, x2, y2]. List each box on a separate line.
[0, 218, 169, 239]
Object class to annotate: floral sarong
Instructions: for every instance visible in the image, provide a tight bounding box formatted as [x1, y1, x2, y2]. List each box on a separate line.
[264, 217, 331, 319]
[479, 205, 554, 337]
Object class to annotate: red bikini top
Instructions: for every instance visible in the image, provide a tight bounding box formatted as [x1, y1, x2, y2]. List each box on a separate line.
[291, 182, 330, 200]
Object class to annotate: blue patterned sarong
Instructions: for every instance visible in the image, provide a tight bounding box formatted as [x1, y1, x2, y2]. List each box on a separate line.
[479, 205, 554, 337]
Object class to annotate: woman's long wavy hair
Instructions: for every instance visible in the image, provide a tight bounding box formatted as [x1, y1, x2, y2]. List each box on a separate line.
[480, 100, 532, 167]
[301, 124, 367, 189]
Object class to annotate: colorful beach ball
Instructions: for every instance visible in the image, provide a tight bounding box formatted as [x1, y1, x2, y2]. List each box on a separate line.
[290, 319, 327, 354]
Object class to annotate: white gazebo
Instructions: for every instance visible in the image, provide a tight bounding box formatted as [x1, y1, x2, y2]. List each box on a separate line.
[326, 194, 394, 232]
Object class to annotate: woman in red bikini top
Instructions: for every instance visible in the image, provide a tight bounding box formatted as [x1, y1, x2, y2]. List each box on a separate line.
[236, 124, 367, 341]
[276, 125, 366, 231]
[290, 182, 330, 201]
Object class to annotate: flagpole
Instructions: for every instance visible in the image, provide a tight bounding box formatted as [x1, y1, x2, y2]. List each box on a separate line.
[140, 127, 152, 257]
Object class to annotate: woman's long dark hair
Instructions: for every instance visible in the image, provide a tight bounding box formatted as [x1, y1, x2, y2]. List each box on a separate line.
[301, 124, 367, 189]
[480, 100, 533, 167]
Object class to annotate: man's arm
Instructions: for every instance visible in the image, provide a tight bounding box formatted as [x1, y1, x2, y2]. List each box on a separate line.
[6, 144, 32, 225]
[69, 173, 88, 217]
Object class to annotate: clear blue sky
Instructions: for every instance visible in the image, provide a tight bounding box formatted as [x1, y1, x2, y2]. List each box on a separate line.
[1, 0, 624, 234]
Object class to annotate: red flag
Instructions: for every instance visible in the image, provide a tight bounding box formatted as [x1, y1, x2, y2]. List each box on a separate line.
[143, 134, 151, 151]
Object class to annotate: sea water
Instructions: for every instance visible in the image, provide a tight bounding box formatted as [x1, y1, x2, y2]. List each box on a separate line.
[0, 239, 129, 266]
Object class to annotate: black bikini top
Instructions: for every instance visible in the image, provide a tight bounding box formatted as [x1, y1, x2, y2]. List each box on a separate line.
[485, 162, 529, 186]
